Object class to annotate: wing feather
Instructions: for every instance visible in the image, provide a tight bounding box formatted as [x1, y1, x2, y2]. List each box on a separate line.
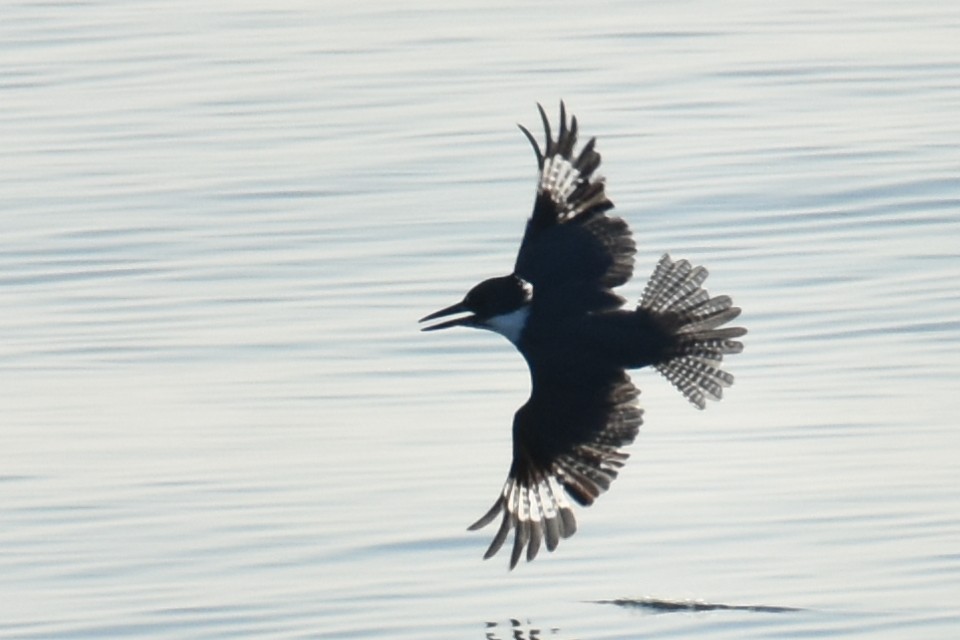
[514, 102, 636, 299]
[468, 370, 642, 568]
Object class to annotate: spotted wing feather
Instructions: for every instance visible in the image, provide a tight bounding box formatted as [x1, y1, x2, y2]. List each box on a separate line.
[514, 102, 636, 299]
[469, 370, 643, 568]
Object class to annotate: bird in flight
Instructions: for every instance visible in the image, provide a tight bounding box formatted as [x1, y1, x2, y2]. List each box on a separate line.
[420, 103, 746, 569]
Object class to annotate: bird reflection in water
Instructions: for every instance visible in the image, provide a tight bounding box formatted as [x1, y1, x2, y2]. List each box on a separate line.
[482, 618, 574, 640]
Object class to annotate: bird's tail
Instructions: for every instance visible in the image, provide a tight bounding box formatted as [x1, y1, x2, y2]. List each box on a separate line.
[638, 254, 746, 409]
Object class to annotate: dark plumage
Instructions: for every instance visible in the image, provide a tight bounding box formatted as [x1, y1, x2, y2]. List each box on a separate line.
[420, 102, 746, 568]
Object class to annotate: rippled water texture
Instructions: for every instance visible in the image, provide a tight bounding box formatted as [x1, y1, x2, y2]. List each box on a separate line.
[2, 1, 959, 638]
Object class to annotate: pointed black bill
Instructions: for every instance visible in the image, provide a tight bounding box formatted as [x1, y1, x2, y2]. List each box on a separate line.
[419, 301, 478, 331]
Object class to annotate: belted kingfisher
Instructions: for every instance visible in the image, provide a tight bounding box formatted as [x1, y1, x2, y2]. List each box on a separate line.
[420, 103, 746, 569]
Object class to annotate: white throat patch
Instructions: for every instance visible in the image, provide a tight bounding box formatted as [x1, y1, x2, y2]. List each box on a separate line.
[485, 306, 530, 345]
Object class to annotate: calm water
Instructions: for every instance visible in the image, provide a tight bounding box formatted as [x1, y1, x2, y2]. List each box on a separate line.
[2, 1, 959, 638]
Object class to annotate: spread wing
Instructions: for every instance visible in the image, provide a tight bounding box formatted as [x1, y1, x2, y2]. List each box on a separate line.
[513, 102, 636, 310]
[468, 367, 643, 568]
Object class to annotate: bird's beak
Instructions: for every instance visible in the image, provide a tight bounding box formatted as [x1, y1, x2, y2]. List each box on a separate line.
[419, 301, 478, 331]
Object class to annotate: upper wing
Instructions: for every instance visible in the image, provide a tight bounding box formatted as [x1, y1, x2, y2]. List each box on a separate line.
[513, 102, 636, 304]
[468, 367, 643, 568]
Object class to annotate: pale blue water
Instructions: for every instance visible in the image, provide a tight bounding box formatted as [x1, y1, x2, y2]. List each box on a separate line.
[2, 1, 959, 638]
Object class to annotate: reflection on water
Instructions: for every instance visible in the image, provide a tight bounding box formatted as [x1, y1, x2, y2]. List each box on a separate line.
[483, 619, 573, 640]
[2, 0, 959, 638]
[482, 598, 806, 640]
[595, 597, 803, 614]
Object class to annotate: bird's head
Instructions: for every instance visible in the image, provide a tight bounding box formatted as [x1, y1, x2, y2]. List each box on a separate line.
[420, 274, 532, 344]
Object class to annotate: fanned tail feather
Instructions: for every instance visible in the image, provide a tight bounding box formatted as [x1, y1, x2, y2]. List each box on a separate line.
[640, 254, 746, 409]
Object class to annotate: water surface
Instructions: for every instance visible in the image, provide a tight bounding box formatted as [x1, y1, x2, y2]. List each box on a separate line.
[2, 1, 959, 638]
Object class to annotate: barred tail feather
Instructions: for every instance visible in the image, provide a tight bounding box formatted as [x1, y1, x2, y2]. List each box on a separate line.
[640, 254, 746, 409]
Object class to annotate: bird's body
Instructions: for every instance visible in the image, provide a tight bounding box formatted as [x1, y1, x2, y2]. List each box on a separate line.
[421, 103, 746, 568]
